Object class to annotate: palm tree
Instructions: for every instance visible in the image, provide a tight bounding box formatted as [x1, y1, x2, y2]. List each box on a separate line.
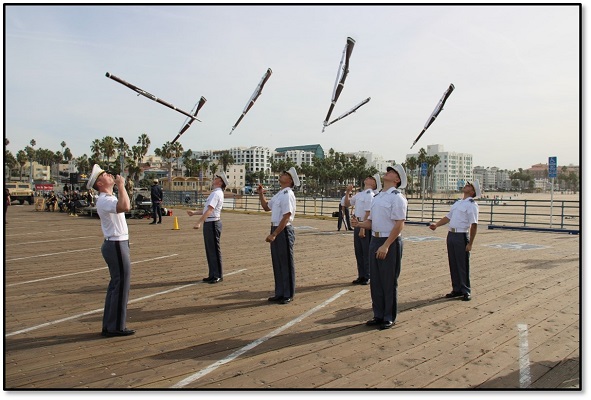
[101, 136, 117, 168]
[416, 148, 428, 198]
[404, 156, 418, 197]
[137, 133, 151, 163]
[16, 150, 27, 181]
[75, 154, 90, 175]
[218, 151, 235, 173]
[90, 139, 101, 164]
[26, 142, 36, 184]
[158, 142, 174, 190]
[426, 154, 440, 196]
[63, 147, 73, 162]
[171, 142, 184, 177]
[4, 150, 16, 180]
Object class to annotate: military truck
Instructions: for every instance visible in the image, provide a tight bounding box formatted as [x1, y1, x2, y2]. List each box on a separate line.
[5, 182, 35, 205]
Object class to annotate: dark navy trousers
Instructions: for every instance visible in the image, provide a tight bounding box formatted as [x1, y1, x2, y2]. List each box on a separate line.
[270, 225, 296, 299]
[353, 227, 372, 280]
[368, 236, 403, 323]
[203, 220, 223, 279]
[446, 232, 471, 295]
[101, 240, 131, 332]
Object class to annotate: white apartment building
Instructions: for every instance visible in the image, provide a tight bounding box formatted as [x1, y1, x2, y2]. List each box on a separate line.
[406, 144, 474, 193]
[200, 146, 272, 174]
[348, 151, 388, 173]
[473, 166, 497, 191]
[274, 149, 315, 166]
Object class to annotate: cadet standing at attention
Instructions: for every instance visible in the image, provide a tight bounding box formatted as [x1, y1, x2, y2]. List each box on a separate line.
[429, 179, 481, 301]
[352, 165, 408, 330]
[87, 164, 135, 337]
[258, 167, 299, 305]
[187, 172, 228, 284]
[344, 173, 381, 285]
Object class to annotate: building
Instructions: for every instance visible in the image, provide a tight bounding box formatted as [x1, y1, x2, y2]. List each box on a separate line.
[275, 144, 324, 160]
[473, 166, 498, 191]
[160, 159, 246, 193]
[406, 144, 474, 193]
[348, 150, 388, 172]
[22, 161, 51, 183]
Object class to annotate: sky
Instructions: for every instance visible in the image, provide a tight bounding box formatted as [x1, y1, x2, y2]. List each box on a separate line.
[3, 3, 581, 171]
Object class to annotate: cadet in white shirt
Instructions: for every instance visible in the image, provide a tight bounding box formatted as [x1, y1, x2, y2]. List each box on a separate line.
[429, 179, 481, 301]
[345, 173, 381, 285]
[258, 167, 299, 305]
[187, 172, 228, 284]
[352, 165, 408, 330]
[87, 164, 135, 337]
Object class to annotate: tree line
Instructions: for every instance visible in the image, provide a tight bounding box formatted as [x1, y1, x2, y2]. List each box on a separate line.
[4, 135, 579, 194]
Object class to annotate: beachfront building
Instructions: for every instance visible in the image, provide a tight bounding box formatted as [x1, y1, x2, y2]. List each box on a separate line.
[346, 150, 388, 173]
[406, 144, 474, 193]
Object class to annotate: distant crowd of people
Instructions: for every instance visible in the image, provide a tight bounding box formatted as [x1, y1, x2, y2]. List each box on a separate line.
[40, 183, 96, 215]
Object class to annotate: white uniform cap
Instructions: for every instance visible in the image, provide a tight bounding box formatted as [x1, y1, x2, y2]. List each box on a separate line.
[217, 171, 229, 187]
[87, 164, 105, 190]
[467, 179, 481, 198]
[387, 165, 407, 189]
[285, 166, 300, 187]
[372, 173, 382, 192]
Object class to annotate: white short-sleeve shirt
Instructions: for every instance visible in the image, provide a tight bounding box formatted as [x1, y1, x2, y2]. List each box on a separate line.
[96, 193, 128, 238]
[203, 187, 224, 221]
[368, 187, 407, 235]
[268, 187, 296, 225]
[446, 197, 479, 230]
[349, 189, 375, 220]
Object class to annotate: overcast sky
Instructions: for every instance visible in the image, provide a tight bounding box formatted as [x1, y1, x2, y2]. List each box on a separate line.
[3, 4, 580, 171]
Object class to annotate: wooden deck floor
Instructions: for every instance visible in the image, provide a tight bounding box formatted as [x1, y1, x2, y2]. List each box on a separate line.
[3, 204, 581, 391]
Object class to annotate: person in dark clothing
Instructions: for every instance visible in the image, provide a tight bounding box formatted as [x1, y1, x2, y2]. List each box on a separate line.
[4, 188, 10, 223]
[150, 178, 163, 224]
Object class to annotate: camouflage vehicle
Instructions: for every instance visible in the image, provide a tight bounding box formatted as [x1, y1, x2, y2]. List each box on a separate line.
[5, 182, 35, 205]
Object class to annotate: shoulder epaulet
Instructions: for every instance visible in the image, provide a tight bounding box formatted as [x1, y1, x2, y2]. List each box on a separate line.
[283, 190, 288, 194]
[469, 198, 474, 203]
[392, 189, 400, 195]
[366, 189, 371, 194]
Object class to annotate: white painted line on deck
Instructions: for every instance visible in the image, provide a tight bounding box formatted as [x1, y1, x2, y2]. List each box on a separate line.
[5, 235, 98, 246]
[6, 254, 179, 287]
[5, 247, 98, 262]
[5, 229, 73, 237]
[4, 268, 247, 337]
[170, 289, 350, 388]
[518, 323, 531, 388]
[5, 243, 135, 261]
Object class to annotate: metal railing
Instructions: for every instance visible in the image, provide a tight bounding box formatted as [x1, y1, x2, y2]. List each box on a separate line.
[163, 191, 580, 233]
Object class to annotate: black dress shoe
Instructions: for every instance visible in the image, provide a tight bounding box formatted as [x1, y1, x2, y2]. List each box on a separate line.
[101, 329, 135, 337]
[352, 278, 363, 284]
[462, 293, 472, 301]
[208, 277, 223, 284]
[157, 221, 162, 224]
[359, 278, 370, 285]
[280, 297, 292, 304]
[445, 291, 463, 298]
[379, 321, 394, 330]
[149, 221, 156, 225]
[268, 296, 282, 302]
[202, 277, 214, 282]
[366, 317, 383, 326]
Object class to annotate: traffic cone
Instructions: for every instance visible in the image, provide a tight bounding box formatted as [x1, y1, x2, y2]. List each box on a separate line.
[172, 216, 180, 230]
